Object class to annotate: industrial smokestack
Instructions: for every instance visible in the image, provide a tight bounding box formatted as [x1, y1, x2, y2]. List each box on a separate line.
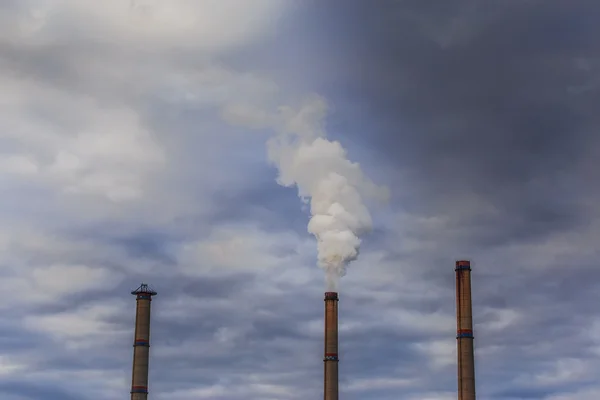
[324, 291, 339, 400]
[131, 283, 157, 400]
[455, 260, 476, 400]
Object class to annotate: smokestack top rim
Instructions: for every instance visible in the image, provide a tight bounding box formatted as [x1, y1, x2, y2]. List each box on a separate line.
[455, 260, 471, 270]
[324, 291, 339, 300]
[131, 282, 158, 296]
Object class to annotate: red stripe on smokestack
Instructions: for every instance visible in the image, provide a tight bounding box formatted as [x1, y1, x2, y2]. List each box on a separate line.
[455, 260, 476, 400]
[131, 283, 157, 400]
[324, 291, 339, 400]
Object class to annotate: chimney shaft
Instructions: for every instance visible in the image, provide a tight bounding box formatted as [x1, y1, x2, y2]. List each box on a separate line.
[131, 283, 157, 400]
[324, 291, 339, 400]
[455, 260, 476, 400]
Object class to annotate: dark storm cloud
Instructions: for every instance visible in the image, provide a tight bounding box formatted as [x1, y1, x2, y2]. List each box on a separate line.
[275, 3, 600, 399]
[304, 0, 600, 246]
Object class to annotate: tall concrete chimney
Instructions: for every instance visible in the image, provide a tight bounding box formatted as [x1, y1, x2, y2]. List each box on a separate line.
[131, 283, 157, 400]
[455, 260, 476, 400]
[324, 291, 339, 400]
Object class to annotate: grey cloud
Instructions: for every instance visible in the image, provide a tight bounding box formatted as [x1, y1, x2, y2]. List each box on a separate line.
[207, 178, 311, 233]
[0, 382, 80, 400]
[2, 1, 600, 400]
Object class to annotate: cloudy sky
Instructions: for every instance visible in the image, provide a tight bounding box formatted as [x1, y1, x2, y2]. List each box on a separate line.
[0, 0, 599, 399]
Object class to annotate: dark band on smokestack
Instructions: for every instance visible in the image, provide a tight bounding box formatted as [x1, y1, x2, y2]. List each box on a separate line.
[131, 283, 157, 400]
[324, 291, 339, 400]
[455, 261, 476, 400]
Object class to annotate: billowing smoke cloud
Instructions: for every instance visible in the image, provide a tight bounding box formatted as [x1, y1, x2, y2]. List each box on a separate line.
[222, 95, 387, 290]
[266, 96, 388, 290]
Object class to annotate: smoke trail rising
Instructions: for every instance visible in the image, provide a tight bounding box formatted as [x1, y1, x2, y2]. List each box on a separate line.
[266, 96, 388, 290]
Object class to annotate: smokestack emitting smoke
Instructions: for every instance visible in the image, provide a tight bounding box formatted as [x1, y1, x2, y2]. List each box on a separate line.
[324, 291, 339, 400]
[455, 261, 476, 400]
[131, 283, 157, 400]
[223, 96, 386, 399]
[266, 97, 388, 290]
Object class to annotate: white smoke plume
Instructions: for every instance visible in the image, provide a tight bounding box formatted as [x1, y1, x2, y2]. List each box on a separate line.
[221, 95, 388, 290]
[265, 96, 389, 291]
